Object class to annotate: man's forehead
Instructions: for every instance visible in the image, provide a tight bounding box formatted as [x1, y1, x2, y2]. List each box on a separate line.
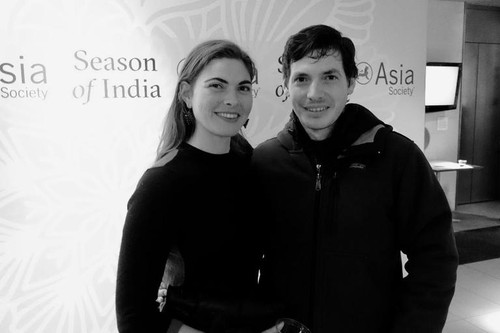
[290, 52, 344, 73]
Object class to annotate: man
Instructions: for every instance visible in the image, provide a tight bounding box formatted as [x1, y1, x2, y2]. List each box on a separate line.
[252, 24, 458, 332]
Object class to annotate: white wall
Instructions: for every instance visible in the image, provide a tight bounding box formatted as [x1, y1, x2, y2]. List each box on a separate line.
[425, 0, 465, 210]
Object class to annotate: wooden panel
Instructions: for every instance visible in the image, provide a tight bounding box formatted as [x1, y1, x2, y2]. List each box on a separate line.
[457, 43, 478, 204]
[465, 8, 500, 44]
[471, 43, 500, 202]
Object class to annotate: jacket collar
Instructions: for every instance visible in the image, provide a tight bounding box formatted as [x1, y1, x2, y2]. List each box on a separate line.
[277, 103, 391, 154]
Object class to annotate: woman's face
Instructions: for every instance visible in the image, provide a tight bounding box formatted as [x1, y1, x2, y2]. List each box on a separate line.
[182, 57, 253, 141]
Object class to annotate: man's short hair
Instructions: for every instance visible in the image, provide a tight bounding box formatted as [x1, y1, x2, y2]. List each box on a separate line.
[281, 24, 358, 86]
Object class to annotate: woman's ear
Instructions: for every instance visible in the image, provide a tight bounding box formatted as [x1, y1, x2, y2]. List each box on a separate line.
[179, 81, 193, 108]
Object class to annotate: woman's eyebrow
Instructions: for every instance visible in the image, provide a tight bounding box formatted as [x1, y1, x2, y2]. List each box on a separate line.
[204, 77, 228, 84]
[204, 78, 252, 85]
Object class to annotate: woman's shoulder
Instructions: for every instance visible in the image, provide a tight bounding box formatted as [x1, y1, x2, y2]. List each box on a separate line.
[151, 149, 179, 168]
[134, 150, 183, 193]
[127, 158, 182, 209]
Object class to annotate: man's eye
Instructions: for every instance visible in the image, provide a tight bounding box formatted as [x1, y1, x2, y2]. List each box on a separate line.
[325, 75, 338, 81]
[239, 85, 252, 92]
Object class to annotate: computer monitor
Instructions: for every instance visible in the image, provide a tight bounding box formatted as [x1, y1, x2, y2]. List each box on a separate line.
[425, 62, 462, 113]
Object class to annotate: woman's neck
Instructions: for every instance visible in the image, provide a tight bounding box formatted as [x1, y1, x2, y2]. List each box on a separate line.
[187, 132, 231, 154]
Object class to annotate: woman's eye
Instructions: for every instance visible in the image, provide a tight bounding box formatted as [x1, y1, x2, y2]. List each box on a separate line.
[209, 83, 223, 89]
[294, 76, 307, 83]
[239, 85, 252, 92]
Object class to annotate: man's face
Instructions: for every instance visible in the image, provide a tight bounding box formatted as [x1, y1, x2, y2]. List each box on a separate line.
[287, 51, 355, 141]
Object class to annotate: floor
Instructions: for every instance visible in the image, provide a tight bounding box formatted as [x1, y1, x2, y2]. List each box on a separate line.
[442, 201, 500, 332]
[452, 204, 500, 232]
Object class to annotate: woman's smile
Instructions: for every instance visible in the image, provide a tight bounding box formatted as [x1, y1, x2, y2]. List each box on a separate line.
[215, 112, 240, 120]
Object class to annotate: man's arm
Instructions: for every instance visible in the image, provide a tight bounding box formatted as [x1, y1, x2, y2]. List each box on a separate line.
[392, 143, 458, 332]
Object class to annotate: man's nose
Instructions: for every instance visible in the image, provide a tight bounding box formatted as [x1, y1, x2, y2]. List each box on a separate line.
[307, 81, 324, 100]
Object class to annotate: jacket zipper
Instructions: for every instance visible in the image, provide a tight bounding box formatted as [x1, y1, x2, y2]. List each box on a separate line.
[315, 164, 322, 191]
[310, 162, 322, 325]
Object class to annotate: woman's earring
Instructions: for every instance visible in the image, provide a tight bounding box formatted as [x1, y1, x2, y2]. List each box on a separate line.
[183, 108, 195, 126]
[243, 119, 249, 129]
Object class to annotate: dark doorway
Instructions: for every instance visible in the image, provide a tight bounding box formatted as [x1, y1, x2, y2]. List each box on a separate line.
[457, 6, 500, 204]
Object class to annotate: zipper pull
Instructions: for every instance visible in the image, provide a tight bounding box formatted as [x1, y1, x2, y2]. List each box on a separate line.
[315, 164, 322, 191]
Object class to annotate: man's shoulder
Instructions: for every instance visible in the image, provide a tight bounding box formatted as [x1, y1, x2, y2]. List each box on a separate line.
[382, 128, 418, 149]
[379, 129, 429, 167]
[252, 136, 289, 167]
[254, 136, 282, 153]
[255, 124, 295, 152]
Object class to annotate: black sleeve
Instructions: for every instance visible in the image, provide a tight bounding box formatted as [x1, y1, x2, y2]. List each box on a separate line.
[115, 169, 176, 333]
[393, 143, 459, 332]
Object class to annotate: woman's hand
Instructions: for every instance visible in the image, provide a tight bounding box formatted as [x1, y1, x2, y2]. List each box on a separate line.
[156, 283, 167, 311]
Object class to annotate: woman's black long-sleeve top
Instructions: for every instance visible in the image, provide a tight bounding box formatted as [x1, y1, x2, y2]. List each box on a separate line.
[116, 142, 259, 332]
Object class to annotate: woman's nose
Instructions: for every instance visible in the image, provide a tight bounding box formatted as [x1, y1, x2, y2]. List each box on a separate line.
[224, 88, 239, 106]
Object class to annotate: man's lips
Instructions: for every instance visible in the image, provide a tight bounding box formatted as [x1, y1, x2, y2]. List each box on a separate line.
[304, 106, 329, 112]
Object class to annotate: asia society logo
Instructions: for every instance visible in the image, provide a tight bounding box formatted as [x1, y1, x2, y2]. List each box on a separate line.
[0, 56, 48, 100]
[356, 61, 415, 96]
[356, 62, 373, 85]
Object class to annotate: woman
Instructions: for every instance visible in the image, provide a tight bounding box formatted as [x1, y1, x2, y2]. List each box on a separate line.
[116, 40, 280, 333]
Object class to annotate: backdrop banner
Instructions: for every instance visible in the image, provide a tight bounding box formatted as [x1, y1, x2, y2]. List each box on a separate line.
[0, 1, 427, 332]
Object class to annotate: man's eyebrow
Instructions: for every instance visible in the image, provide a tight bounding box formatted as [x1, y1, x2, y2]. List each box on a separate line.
[291, 69, 341, 77]
[324, 69, 342, 75]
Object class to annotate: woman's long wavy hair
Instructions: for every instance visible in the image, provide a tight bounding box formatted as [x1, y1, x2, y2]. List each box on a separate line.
[155, 39, 256, 162]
